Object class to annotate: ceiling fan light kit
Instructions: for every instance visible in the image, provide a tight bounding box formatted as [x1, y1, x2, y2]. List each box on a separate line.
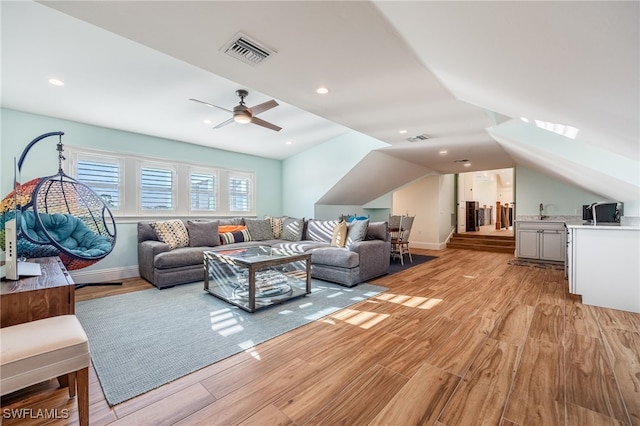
[190, 89, 281, 131]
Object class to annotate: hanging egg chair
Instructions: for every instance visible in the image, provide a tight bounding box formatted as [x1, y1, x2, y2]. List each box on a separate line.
[0, 132, 116, 270]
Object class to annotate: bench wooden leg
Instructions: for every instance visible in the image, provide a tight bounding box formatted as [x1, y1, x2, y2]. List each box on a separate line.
[67, 371, 77, 397]
[77, 367, 89, 426]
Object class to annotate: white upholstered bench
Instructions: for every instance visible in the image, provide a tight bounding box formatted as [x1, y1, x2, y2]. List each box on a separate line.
[1, 315, 90, 426]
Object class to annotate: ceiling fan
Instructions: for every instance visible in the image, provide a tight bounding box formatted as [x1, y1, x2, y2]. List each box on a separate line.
[189, 89, 281, 132]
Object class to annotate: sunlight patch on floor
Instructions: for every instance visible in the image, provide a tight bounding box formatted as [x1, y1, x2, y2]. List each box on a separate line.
[375, 293, 443, 309]
[330, 308, 389, 329]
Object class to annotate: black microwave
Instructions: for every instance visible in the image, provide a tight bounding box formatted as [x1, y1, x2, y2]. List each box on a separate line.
[582, 202, 622, 224]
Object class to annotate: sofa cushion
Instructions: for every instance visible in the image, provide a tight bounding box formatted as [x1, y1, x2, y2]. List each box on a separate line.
[281, 217, 305, 241]
[310, 247, 359, 268]
[244, 218, 274, 241]
[218, 225, 246, 233]
[186, 220, 219, 247]
[306, 219, 339, 243]
[138, 222, 159, 243]
[365, 221, 388, 241]
[218, 218, 244, 227]
[154, 247, 205, 269]
[220, 229, 252, 245]
[331, 221, 348, 247]
[150, 219, 189, 249]
[272, 241, 330, 253]
[265, 215, 286, 239]
[346, 218, 369, 247]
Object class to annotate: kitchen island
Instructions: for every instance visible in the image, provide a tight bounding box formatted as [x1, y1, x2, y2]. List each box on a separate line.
[567, 224, 640, 313]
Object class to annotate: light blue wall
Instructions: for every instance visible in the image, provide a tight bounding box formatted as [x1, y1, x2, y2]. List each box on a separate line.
[281, 131, 388, 218]
[515, 165, 607, 216]
[1, 108, 282, 278]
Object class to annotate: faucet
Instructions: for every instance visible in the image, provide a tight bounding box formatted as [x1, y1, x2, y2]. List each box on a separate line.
[539, 203, 548, 220]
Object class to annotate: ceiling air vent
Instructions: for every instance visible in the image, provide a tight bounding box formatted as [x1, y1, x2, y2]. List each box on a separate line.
[406, 133, 430, 143]
[222, 33, 275, 66]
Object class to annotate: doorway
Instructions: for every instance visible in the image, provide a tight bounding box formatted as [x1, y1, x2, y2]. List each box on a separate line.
[456, 168, 514, 237]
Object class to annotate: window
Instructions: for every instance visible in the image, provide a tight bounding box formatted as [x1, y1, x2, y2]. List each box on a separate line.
[229, 174, 251, 212]
[140, 164, 175, 211]
[66, 146, 256, 217]
[190, 170, 217, 212]
[73, 154, 123, 211]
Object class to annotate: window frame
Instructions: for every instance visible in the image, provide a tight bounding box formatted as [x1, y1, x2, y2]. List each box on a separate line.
[65, 146, 257, 219]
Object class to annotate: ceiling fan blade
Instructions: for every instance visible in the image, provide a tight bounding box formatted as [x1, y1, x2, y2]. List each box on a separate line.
[189, 98, 232, 113]
[249, 99, 278, 115]
[251, 116, 282, 132]
[213, 117, 234, 129]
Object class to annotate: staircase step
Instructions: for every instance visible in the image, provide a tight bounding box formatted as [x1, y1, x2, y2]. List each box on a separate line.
[447, 233, 515, 253]
[447, 242, 515, 253]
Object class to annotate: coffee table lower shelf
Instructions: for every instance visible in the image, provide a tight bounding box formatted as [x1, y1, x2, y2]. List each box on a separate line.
[204, 247, 312, 313]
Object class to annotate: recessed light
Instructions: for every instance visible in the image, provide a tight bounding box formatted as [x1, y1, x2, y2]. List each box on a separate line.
[439, 150, 448, 155]
[399, 130, 407, 134]
[203, 119, 212, 124]
[464, 163, 471, 167]
[48, 78, 64, 86]
[316, 87, 329, 95]
[285, 140, 292, 145]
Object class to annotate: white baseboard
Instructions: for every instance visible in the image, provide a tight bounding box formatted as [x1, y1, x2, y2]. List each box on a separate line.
[70, 265, 139, 284]
[410, 241, 448, 250]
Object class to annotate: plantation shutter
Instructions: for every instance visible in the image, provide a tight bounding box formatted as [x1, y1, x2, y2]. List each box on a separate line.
[77, 158, 121, 210]
[229, 175, 251, 212]
[141, 166, 174, 210]
[190, 171, 216, 211]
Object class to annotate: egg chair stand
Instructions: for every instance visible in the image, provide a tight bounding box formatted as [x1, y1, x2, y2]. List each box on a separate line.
[13, 131, 121, 289]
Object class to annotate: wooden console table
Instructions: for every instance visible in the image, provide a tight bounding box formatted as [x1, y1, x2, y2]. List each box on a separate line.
[1, 257, 75, 328]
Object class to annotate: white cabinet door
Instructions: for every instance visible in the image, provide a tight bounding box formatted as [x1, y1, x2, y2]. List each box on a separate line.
[540, 230, 565, 262]
[516, 229, 540, 259]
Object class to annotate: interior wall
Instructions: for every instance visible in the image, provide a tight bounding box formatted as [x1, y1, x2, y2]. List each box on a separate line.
[393, 174, 453, 249]
[1, 108, 283, 281]
[282, 131, 388, 218]
[515, 165, 608, 217]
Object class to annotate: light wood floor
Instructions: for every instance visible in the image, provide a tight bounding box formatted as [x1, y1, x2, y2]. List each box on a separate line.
[2, 248, 639, 425]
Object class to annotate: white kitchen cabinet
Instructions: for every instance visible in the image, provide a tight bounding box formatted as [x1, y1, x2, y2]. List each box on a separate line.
[516, 221, 566, 262]
[567, 225, 640, 313]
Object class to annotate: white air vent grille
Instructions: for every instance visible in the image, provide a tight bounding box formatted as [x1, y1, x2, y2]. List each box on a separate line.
[406, 133, 430, 143]
[222, 33, 275, 66]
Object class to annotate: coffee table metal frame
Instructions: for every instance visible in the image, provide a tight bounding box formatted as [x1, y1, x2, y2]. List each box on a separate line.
[204, 246, 311, 312]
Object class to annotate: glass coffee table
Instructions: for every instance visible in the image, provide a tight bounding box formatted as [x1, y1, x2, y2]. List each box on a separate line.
[204, 246, 312, 312]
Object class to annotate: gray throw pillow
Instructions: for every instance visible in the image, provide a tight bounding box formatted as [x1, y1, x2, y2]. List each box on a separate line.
[346, 219, 369, 247]
[281, 217, 305, 241]
[245, 218, 274, 241]
[186, 220, 219, 247]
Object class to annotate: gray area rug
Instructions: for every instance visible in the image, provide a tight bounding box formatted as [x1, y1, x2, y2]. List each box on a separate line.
[75, 280, 387, 406]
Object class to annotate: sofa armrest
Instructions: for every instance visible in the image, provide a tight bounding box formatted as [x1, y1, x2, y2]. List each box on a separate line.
[138, 240, 171, 283]
[349, 239, 391, 281]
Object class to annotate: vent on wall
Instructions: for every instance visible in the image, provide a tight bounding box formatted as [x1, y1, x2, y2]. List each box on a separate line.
[222, 33, 275, 66]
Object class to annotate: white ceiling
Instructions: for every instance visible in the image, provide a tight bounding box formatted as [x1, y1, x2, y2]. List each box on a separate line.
[2, 1, 638, 205]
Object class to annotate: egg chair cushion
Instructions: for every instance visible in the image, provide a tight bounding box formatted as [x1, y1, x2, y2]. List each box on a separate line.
[22, 211, 113, 259]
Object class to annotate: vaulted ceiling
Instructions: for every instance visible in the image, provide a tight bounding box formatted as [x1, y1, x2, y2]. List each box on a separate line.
[2, 1, 638, 206]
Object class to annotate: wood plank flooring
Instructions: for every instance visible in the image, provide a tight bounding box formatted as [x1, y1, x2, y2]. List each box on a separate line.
[2, 248, 639, 425]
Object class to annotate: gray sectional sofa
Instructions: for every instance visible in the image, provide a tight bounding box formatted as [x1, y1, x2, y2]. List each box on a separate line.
[137, 216, 390, 289]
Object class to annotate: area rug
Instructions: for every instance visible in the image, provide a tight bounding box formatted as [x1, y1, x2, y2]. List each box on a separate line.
[387, 254, 437, 275]
[75, 279, 387, 406]
[507, 258, 564, 270]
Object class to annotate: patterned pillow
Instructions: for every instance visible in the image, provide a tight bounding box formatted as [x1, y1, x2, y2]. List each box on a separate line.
[307, 219, 339, 243]
[346, 218, 369, 247]
[220, 229, 252, 245]
[245, 218, 273, 241]
[281, 217, 304, 241]
[265, 215, 285, 239]
[331, 221, 348, 247]
[150, 219, 189, 249]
